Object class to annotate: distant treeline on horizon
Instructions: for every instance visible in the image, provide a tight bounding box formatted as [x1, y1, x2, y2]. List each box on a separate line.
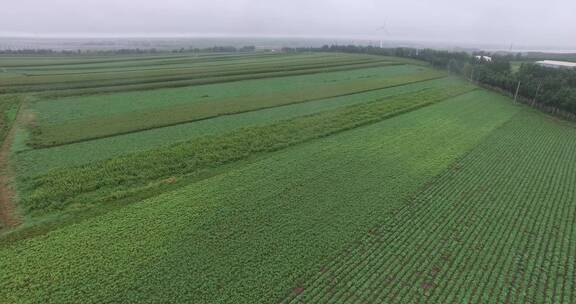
[0, 45, 257, 55]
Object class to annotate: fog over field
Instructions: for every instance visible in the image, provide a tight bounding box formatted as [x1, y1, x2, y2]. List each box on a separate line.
[2, 0, 575, 49]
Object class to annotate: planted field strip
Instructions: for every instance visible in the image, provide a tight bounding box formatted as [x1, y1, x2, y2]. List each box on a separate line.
[1, 53, 403, 76]
[0, 54, 391, 93]
[0, 91, 520, 303]
[18, 55, 311, 76]
[20, 84, 475, 215]
[29, 60, 397, 98]
[30, 70, 445, 147]
[16, 77, 465, 175]
[17, 53, 360, 76]
[0, 53, 203, 67]
[1, 55, 377, 87]
[282, 109, 576, 303]
[0, 52, 262, 68]
[4, 52, 280, 71]
[22, 54, 414, 75]
[31, 65, 430, 125]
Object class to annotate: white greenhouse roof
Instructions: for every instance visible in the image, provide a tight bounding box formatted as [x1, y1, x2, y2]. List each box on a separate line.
[536, 60, 576, 68]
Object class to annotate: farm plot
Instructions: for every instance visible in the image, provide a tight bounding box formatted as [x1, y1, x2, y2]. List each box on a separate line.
[1, 55, 375, 88]
[0, 89, 520, 303]
[0, 53, 395, 94]
[15, 77, 465, 175]
[28, 66, 443, 147]
[1, 52, 278, 71]
[282, 109, 576, 303]
[18, 82, 475, 216]
[0, 52, 239, 67]
[30, 65, 434, 126]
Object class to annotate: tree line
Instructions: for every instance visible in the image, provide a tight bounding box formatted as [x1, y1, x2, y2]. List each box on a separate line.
[0, 46, 256, 55]
[284, 45, 576, 118]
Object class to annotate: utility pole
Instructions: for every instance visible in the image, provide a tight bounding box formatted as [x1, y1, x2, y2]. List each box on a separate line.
[514, 80, 521, 103]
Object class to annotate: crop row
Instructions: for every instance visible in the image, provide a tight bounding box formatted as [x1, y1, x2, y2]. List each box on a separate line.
[16, 77, 464, 176]
[1, 54, 390, 93]
[0, 52, 218, 67]
[5, 52, 279, 71]
[30, 70, 445, 148]
[2, 53, 371, 86]
[0, 51, 277, 69]
[0, 90, 520, 303]
[21, 53, 348, 75]
[29, 61, 399, 99]
[283, 109, 576, 303]
[32, 65, 429, 126]
[20, 83, 475, 216]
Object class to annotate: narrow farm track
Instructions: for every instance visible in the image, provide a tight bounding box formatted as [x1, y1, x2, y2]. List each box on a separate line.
[282, 110, 576, 303]
[0, 104, 23, 229]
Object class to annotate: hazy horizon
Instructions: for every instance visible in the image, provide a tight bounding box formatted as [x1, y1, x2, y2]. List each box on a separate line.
[3, 0, 576, 49]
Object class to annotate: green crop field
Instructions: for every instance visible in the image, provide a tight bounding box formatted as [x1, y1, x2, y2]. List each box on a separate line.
[15, 77, 464, 175]
[282, 109, 576, 303]
[0, 51, 575, 304]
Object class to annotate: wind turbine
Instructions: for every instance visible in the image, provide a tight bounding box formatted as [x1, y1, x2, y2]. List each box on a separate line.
[376, 19, 390, 48]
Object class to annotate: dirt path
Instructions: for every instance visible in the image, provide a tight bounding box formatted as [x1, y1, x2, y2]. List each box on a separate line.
[0, 104, 24, 229]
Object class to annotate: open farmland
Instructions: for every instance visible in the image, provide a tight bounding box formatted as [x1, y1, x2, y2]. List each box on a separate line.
[1, 51, 575, 303]
[282, 110, 576, 303]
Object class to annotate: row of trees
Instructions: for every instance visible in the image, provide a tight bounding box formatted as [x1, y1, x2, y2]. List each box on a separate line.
[285, 45, 576, 117]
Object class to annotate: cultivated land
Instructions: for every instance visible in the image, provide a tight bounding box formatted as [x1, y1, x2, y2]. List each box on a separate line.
[0, 51, 574, 303]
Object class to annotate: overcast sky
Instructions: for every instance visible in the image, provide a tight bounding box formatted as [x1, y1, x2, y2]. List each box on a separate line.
[2, 0, 575, 48]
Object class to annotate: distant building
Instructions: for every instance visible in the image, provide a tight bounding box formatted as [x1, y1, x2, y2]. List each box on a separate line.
[535, 60, 576, 69]
[475, 55, 492, 62]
